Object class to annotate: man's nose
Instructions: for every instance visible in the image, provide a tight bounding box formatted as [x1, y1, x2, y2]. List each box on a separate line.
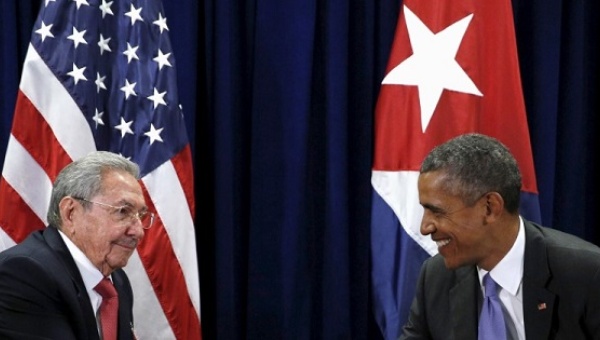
[420, 214, 436, 235]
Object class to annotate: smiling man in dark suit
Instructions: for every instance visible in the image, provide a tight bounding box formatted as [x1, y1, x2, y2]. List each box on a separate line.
[400, 133, 600, 340]
[0, 151, 153, 339]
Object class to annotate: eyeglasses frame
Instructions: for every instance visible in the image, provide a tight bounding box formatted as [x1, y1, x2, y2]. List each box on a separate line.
[72, 197, 155, 230]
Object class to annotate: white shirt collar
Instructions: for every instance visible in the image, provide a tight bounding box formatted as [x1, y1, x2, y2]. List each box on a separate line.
[58, 229, 105, 295]
[478, 216, 525, 296]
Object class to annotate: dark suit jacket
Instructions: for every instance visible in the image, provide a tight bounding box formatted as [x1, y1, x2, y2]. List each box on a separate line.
[400, 219, 600, 340]
[0, 226, 135, 340]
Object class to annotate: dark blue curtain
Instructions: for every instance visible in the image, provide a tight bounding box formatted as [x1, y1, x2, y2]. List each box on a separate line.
[1, 0, 598, 339]
[203, 1, 398, 337]
[0, 1, 38, 159]
[514, 0, 600, 241]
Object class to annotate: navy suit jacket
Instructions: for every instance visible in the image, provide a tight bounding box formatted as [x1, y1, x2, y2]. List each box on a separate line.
[0, 226, 135, 339]
[400, 219, 600, 340]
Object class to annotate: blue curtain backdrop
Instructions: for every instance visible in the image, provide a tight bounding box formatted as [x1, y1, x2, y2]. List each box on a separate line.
[0, 0, 598, 339]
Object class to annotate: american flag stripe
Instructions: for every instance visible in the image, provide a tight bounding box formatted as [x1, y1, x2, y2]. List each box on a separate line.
[9, 91, 71, 181]
[10, 92, 71, 182]
[20, 46, 96, 159]
[135, 181, 201, 339]
[143, 159, 200, 301]
[1, 136, 53, 226]
[0, 0, 201, 338]
[171, 146, 196, 218]
[139, 166, 201, 338]
[126, 251, 175, 338]
[0, 167, 45, 241]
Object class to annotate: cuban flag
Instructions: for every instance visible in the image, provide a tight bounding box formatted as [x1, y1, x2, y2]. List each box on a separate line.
[370, 1, 541, 338]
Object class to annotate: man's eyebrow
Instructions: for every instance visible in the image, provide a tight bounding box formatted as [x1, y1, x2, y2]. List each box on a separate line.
[422, 203, 445, 214]
[125, 200, 150, 212]
[114, 200, 134, 207]
[114, 200, 145, 210]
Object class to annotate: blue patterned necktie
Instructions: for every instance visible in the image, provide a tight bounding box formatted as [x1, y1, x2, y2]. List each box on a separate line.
[478, 274, 507, 340]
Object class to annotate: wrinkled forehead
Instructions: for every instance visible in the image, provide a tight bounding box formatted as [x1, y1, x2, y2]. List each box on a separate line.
[97, 170, 144, 202]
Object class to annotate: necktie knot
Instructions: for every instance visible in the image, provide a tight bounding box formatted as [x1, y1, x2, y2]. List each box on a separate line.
[95, 278, 118, 299]
[483, 273, 499, 298]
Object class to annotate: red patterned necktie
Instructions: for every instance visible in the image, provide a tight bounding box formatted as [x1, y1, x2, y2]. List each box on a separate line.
[95, 277, 119, 340]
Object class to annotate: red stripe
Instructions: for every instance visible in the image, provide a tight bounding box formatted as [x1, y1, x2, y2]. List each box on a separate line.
[136, 181, 201, 340]
[171, 145, 196, 219]
[0, 178, 45, 243]
[11, 91, 73, 182]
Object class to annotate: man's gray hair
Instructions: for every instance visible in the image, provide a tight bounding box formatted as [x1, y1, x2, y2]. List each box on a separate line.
[47, 151, 140, 228]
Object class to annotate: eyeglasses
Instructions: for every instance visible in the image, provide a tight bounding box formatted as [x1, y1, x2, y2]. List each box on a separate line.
[73, 197, 155, 229]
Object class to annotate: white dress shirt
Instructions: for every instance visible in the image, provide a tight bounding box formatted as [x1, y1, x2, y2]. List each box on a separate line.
[58, 229, 109, 336]
[478, 216, 526, 340]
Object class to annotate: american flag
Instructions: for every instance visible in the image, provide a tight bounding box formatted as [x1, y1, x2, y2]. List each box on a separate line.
[0, 0, 201, 338]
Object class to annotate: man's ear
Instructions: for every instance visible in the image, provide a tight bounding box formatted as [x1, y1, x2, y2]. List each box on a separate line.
[483, 192, 504, 223]
[58, 197, 78, 231]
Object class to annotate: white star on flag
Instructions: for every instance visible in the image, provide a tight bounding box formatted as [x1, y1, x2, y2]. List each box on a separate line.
[123, 43, 140, 63]
[125, 4, 144, 25]
[144, 124, 164, 144]
[153, 13, 169, 33]
[382, 6, 483, 132]
[67, 63, 87, 84]
[67, 27, 87, 48]
[120, 79, 137, 99]
[147, 88, 167, 109]
[99, 0, 114, 18]
[72, 0, 89, 10]
[35, 21, 54, 42]
[98, 34, 111, 55]
[153, 50, 172, 70]
[115, 117, 134, 138]
[92, 109, 105, 128]
[95, 72, 107, 93]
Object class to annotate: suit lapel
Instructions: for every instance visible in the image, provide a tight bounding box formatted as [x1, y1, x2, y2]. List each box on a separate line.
[450, 266, 479, 340]
[45, 227, 134, 340]
[43, 227, 101, 340]
[522, 222, 555, 339]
